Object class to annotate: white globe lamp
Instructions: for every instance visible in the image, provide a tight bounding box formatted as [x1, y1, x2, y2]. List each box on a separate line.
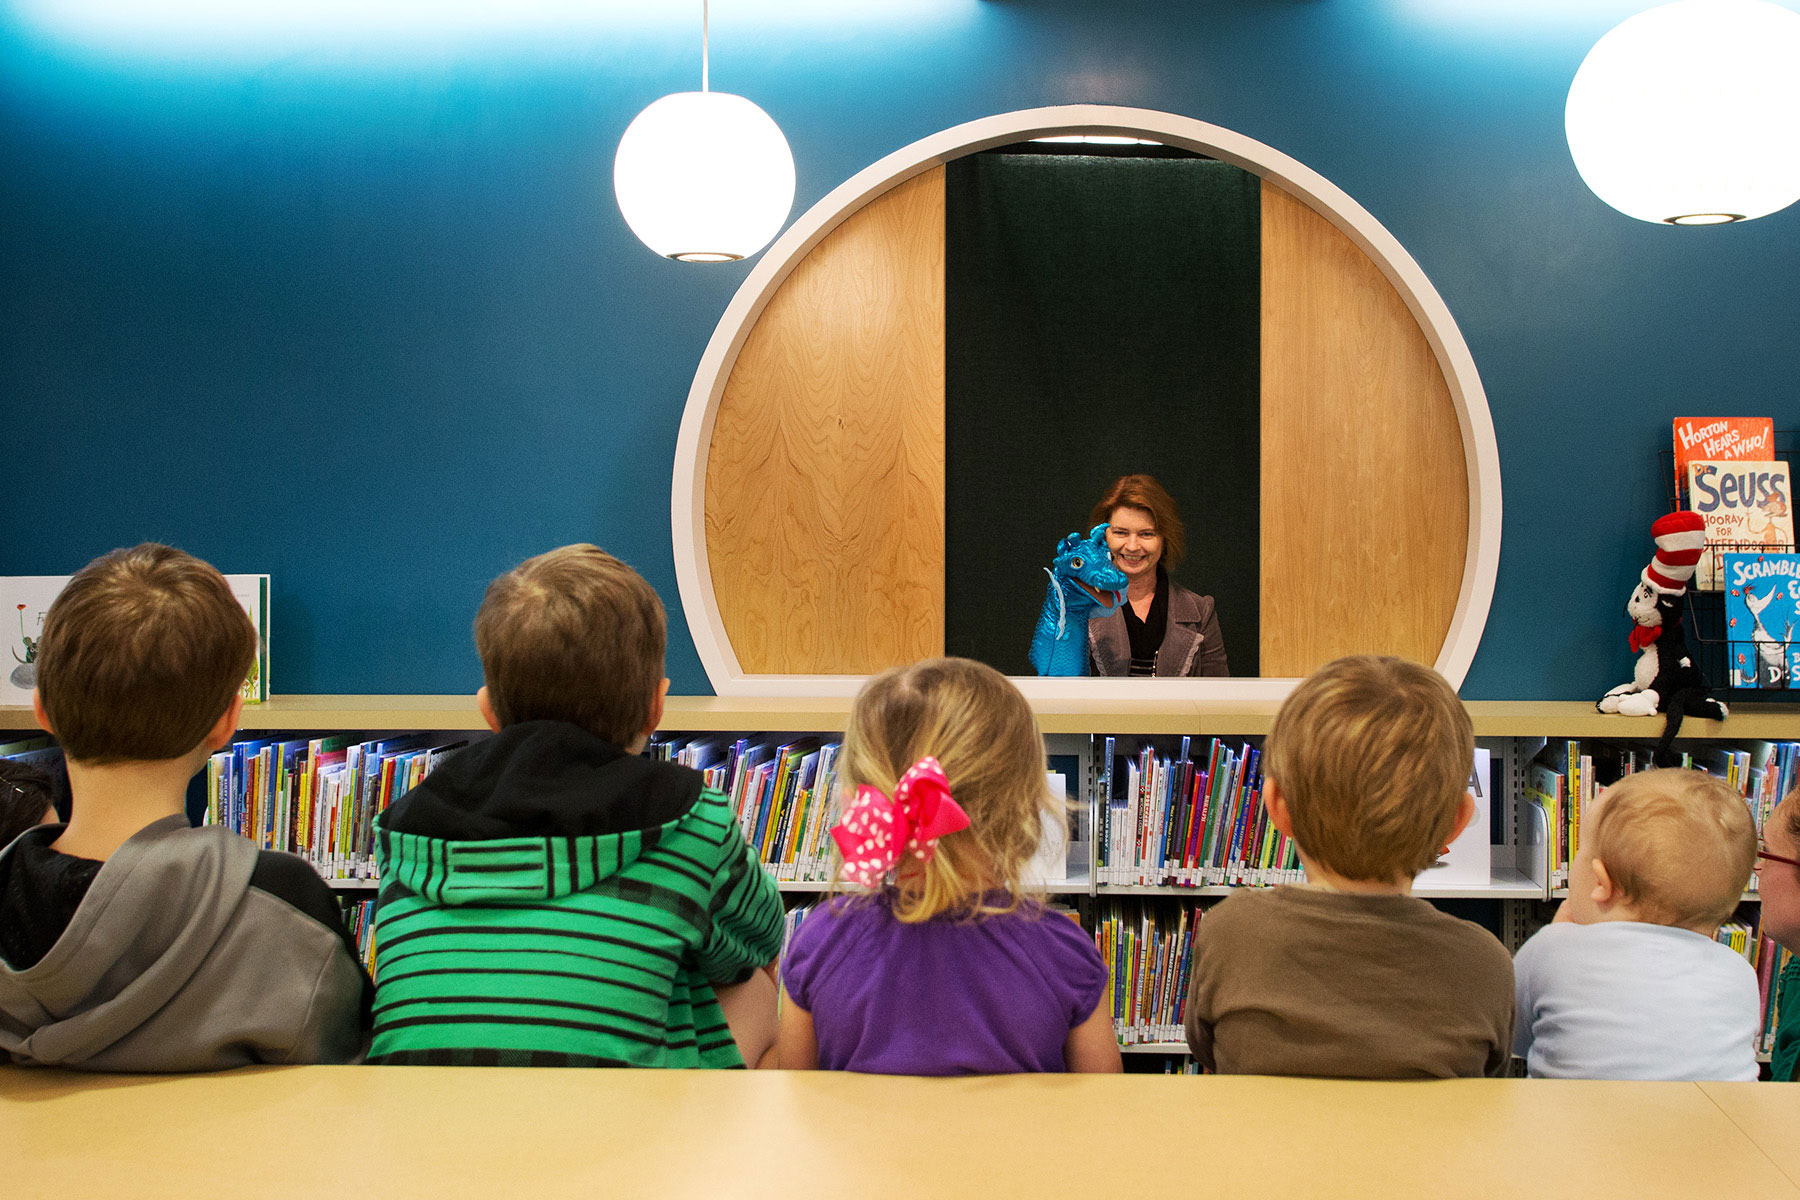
[614, 91, 795, 262]
[613, 2, 795, 262]
[1565, 0, 1800, 225]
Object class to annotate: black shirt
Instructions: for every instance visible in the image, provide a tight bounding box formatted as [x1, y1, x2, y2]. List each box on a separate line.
[1120, 567, 1170, 676]
[0, 836, 102, 970]
[0, 831, 368, 999]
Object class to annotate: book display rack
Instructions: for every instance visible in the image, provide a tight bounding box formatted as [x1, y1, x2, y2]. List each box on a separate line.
[1664, 426, 1799, 700]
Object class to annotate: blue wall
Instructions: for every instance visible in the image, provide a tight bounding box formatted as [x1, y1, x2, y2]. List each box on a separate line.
[4, 1, 1796, 700]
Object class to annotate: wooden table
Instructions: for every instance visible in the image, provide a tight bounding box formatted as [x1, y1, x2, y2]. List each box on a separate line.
[3, 1068, 1798, 1199]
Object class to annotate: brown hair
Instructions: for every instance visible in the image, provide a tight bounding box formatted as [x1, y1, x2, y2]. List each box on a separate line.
[1266, 655, 1473, 884]
[37, 544, 256, 765]
[836, 658, 1058, 923]
[1089, 474, 1186, 571]
[0, 759, 58, 846]
[1587, 769, 1756, 931]
[474, 544, 666, 746]
[1783, 783, 1800, 849]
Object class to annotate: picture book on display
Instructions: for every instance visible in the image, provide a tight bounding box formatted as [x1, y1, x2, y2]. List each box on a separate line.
[0, 573, 269, 704]
[1724, 552, 1800, 689]
[1419, 746, 1490, 888]
[1686, 461, 1794, 590]
[1672, 416, 1775, 502]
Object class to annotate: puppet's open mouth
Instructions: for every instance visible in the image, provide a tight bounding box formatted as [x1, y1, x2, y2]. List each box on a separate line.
[1072, 579, 1123, 609]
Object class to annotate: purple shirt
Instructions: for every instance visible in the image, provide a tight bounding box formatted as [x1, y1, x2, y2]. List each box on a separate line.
[782, 892, 1108, 1076]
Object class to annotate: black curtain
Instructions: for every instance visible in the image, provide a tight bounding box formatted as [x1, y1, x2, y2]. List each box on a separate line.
[944, 149, 1262, 676]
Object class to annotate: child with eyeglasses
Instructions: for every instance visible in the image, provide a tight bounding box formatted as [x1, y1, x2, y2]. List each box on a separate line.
[775, 657, 1121, 1075]
[1512, 768, 1760, 1080]
[1755, 783, 1800, 1082]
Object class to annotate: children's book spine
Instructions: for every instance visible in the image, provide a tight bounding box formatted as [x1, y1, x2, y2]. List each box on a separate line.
[761, 746, 797, 863]
[1181, 767, 1204, 886]
[1205, 745, 1233, 884]
[1094, 737, 1108, 888]
[1133, 745, 1150, 884]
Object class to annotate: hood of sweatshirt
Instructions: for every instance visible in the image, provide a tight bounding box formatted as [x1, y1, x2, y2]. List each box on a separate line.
[0, 815, 262, 1063]
[375, 720, 705, 907]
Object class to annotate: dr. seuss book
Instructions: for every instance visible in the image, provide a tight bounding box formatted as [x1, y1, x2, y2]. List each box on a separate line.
[1, 573, 269, 705]
[1673, 417, 1775, 501]
[1724, 553, 1800, 689]
[1686, 460, 1795, 589]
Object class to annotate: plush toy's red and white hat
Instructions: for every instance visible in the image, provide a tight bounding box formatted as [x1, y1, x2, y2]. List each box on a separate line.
[1642, 510, 1707, 595]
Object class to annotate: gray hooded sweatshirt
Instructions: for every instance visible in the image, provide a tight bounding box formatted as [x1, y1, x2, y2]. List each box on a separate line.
[0, 814, 368, 1071]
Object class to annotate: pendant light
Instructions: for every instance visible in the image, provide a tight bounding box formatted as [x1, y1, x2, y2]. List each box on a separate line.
[1565, 0, 1800, 226]
[613, 1, 796, 262]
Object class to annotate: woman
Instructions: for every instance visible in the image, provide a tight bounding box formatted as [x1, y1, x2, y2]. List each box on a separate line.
[1756, 787, 1800, 1081]
[1085, 474, 1228, 677]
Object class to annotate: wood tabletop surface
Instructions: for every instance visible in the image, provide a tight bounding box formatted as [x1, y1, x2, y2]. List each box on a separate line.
[3, 1067, 1798, 1200]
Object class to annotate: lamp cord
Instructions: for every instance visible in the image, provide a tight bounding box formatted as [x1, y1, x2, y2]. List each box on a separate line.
[702, 0, 710, 92]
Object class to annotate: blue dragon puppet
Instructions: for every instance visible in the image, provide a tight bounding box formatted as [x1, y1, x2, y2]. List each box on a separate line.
[1029, 524, 1129, 676]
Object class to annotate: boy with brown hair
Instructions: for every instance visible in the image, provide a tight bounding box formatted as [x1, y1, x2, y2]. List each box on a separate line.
[0, 544, 369, 1070]
[1183, 654, 1514, 1078]
[368, 544, 785, 1067]
[1513, 769, 1760, 1080]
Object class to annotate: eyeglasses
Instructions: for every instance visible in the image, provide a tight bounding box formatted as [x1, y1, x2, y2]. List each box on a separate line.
[1756, 847, 1800, 871]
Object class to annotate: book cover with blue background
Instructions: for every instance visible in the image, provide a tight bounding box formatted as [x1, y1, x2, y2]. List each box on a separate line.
[1724, 552, 1800, 688]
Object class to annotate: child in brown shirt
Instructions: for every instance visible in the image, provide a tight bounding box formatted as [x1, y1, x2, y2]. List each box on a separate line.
[1182, 655, 1514, 1078]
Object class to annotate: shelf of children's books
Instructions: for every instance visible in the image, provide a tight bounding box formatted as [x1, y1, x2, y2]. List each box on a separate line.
[1118, 1042, 1190, 1055]
[326, 878, 379, 891]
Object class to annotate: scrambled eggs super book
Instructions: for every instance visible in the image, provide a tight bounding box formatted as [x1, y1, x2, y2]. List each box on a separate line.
[1724, 552, 1800, 689]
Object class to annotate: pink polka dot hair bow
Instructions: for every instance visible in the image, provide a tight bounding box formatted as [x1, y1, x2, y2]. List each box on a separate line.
[831, 756, 971, 887]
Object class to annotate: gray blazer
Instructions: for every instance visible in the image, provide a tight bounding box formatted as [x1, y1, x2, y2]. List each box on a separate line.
[1088, 581, 1229, 677]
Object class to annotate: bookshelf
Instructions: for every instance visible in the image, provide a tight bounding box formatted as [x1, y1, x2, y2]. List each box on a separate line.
[6, 694, 1793, 1064]
[5, 697, 1796, 903]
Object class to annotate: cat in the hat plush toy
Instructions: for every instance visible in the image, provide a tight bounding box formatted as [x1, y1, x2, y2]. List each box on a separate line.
[1597, 510, 1727, 766]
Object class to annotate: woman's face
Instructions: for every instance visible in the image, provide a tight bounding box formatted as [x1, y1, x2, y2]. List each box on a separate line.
[1104, 506, 1162, 584]
[1758, 800, 1800, 952]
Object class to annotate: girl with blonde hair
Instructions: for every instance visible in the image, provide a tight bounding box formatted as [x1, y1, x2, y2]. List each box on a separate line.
[776, 658, 1120, 1074]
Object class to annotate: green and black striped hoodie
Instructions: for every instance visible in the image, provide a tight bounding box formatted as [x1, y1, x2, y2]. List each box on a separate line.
[368, 721, 783, 1068]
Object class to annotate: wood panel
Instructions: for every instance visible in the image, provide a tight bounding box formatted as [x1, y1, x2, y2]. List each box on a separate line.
[706, 169, 946, 674]
[1260, 181, 1468, 677]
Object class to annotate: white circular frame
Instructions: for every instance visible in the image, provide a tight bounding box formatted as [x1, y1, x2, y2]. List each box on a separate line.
[672, 105, 1502, 699]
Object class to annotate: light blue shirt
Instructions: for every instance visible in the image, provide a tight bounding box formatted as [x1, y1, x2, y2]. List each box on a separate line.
[1513, 922, 1760, 1081]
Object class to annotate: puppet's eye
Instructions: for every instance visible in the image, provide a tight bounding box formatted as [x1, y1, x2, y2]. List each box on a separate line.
[1070, 557, 1084, 569]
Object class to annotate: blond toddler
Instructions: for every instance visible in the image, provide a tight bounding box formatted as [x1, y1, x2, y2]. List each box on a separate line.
[1513, 768, 1759, 1080]
[777, 657, 1121, 1075]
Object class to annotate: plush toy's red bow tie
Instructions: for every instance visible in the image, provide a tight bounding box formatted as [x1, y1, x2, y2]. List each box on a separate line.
[1628, 625, 1661, 654]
